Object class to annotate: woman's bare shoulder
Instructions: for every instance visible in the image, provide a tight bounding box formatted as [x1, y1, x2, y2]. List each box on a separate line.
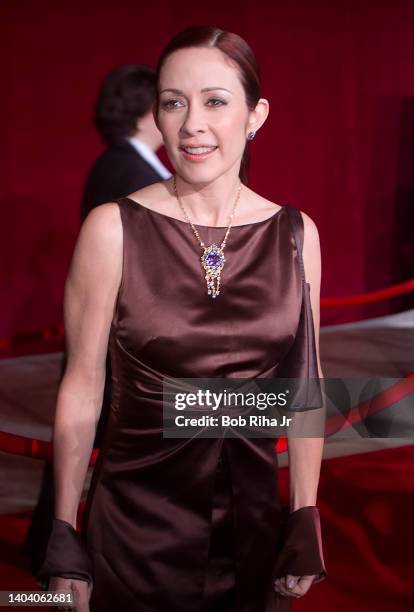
[78, 202, 123, 258]
[236, 189, 284, 222]
[298, 208, 322, 294]
[126, 180, 171, 210]
[296, 208, 320, 244]
[82, 201, 121, 229]
[67, 203, 123, 314]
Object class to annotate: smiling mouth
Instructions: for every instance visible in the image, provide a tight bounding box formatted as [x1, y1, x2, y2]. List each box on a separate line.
[179, 145, 218, 160]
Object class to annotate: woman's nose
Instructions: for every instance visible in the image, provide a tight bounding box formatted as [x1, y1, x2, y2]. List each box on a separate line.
[180, 103, 207, 135]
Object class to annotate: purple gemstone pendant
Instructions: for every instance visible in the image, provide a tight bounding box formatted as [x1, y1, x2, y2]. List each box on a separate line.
[200, 243, 225, 298]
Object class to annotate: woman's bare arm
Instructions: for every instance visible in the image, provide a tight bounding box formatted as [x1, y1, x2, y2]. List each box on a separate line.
[274, 211, 326, 597]
[288, 212, 324, 511]
[53, 203, 123, 527]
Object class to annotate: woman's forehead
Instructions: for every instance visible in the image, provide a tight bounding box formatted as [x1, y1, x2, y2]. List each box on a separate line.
[159, 47, 243, 92]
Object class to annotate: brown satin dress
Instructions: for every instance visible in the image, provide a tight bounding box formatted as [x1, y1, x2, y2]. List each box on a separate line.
[80, 197, 318, 612]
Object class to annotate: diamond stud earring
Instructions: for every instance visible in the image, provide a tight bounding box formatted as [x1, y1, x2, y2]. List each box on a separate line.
[247, 131, 256, 141]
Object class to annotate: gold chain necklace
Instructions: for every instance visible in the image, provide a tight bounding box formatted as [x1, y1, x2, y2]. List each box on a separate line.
[173, 175, 242, 299]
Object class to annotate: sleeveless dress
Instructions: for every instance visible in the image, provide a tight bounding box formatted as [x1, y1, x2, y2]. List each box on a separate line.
[80, 196, 320, 612]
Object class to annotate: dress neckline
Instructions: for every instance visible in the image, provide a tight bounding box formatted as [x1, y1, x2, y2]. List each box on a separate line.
[122, 196, 286, 229]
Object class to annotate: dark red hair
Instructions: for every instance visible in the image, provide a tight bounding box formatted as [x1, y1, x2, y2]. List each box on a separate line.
[155, 26, 261, 186]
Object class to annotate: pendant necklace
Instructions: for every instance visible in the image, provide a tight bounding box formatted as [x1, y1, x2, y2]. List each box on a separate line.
[173, 175, 242, 299]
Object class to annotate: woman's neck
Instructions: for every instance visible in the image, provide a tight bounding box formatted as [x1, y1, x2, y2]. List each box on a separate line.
[172, 173, 245, 227]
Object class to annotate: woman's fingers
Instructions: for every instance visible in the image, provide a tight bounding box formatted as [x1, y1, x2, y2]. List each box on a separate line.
[274, 575, 300, 597]
[274, 574, 316, 597]
[49, 576, 73, 609]
[48, 577, 91, 611]
[72, 580, 90, 612]
[49, 576, 72, 591]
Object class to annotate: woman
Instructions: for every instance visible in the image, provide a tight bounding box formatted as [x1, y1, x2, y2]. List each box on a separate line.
[38, 26, 327, 612]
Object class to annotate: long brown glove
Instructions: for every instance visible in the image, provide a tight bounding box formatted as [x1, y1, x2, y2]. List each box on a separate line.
[36, 518, 93, 590]
[265, 505, 327, 611]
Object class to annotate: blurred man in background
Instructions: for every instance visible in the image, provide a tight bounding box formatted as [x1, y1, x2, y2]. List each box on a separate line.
[80, 63, 171, 221]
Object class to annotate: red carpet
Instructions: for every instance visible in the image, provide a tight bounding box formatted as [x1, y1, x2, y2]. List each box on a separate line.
[1, 444, 413, 611]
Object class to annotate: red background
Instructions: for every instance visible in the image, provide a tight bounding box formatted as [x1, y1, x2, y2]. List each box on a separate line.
[2, 0, 414, 337]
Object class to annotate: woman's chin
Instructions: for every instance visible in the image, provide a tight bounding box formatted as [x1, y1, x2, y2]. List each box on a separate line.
[175, 166, 221, 185]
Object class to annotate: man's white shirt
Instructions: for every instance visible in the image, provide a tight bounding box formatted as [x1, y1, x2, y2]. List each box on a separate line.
[128, 137, 171, 180]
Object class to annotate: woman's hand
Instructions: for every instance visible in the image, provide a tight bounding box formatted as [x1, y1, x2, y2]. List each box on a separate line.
[274, 573, 317, 598]
[49, 576, 92, 611]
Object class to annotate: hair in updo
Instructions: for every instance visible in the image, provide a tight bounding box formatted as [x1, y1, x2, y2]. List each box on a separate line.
[155, 26, 261, 186]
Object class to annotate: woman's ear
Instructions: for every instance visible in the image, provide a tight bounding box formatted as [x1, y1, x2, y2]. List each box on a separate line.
[246, 98, 270, 138]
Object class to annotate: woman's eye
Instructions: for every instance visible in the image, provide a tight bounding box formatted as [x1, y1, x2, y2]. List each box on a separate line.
[161, 99, 184, 110]
[207, 98, 226, 107]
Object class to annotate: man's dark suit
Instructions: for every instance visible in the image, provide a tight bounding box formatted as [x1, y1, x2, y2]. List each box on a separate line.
[80, 140, 163, 222]
[24, 140, 166, 575]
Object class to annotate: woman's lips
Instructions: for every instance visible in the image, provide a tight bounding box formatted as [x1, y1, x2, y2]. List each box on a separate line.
[179, 146, 218, 161]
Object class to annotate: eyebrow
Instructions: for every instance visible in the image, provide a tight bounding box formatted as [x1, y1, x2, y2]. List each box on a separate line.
[159, 87, 232, 94]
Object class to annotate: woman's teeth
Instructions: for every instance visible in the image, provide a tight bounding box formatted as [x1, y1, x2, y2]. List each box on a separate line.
[183, 146, 217, 154]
